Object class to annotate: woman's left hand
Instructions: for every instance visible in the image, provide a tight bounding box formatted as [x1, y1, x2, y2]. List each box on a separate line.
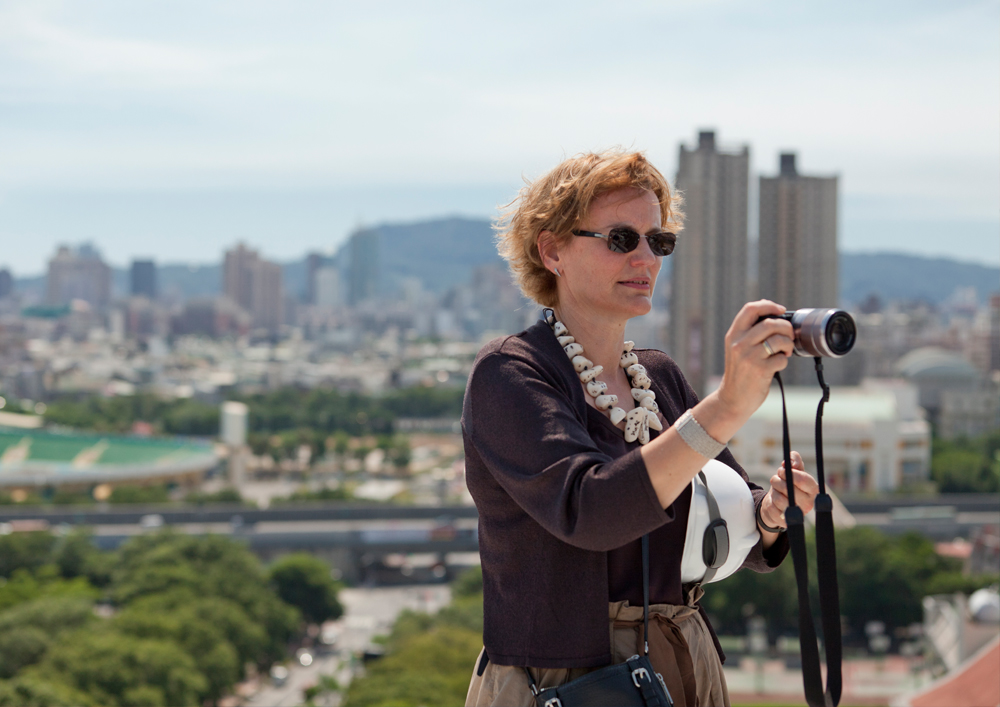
[760, 451, 820, 529]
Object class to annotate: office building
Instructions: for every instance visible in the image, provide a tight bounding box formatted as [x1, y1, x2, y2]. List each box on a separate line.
[46, 244, 112, 309]
[314, 267, 341, 309]
[991, 294, 1000, 373]
[171, 297, 248, 338]
[730, 379, 930, 493]
[250, 260, 283, 332]
[668, 130, 750, 395]
[130, 260, 157, 299]
[0, 269, 12, 299]
[348, 228, 380, 306]
[305, 252, 324, 304]
[222, 244, 284, 332]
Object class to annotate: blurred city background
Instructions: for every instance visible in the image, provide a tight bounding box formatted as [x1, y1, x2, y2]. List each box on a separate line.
[0, 2, 997, 706]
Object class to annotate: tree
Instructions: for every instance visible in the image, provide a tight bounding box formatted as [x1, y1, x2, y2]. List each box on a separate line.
[52, 530, 114, 587]
[29, 630, 208, 707]
[268, 553, 343, 624]
[111, 533, 300, 664]
[931, 432, 1000, 493]
[0, 533, 57, 579]
[0, 672, 95, 707]
[342, 625, 482, 707]
[701, 556, 798, 641]
[107, 485, 170, 504]
[0, 627, 50, 679]
[342, 566, 483, 707]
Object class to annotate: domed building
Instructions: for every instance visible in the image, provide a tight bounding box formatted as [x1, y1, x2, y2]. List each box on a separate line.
[894, 347, 996, 438]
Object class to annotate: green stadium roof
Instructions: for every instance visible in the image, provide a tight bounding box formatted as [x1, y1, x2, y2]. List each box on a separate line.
[0, 428, 217, 487]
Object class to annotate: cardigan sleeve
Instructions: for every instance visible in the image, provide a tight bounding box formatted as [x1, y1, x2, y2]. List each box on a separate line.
[463, 351, 674, 552]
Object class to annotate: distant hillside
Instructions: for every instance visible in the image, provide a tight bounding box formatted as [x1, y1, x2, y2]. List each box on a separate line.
[13, 220, 997, 308]
[839, 252, 999, 306]
[373, 217, 501, 294]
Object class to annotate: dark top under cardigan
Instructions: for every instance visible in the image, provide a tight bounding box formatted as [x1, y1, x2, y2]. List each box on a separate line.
[462, 319, 789, 669]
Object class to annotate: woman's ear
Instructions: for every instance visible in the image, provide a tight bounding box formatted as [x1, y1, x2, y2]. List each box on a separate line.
[537, 230, 561, 275]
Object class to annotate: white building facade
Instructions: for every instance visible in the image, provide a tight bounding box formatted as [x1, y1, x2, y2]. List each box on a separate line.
[728, 379, 931, 493]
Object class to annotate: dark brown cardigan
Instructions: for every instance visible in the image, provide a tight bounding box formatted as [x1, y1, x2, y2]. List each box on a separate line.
[463, 319, 788, 669]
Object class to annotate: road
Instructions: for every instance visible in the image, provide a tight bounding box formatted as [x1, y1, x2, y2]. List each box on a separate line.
[245, 585, 452, 707]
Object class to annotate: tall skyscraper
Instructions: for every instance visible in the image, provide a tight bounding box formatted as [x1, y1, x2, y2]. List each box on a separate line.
[758, 153, 838, 310]
[130, 259, 157, 299]
[250, 260, 283, 332]
[989, 294, 1000, 373]
[46, 243, 112, 309]
[0, 269, 12, 300]
[223, 243, 257, 311]
[759, 152, 839, 384]
[223, 243, 284, 332]
[305, 252, 323, 304]
[348, 228, 380, 306]
[668, 130, 750, 395]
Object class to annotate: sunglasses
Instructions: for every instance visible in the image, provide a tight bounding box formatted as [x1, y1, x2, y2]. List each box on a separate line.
[572, 228, 677, 256]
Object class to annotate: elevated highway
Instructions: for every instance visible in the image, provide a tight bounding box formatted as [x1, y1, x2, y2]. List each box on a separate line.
[0, 495, 995, 581]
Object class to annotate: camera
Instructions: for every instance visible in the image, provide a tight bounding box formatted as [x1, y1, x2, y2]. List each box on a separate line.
[759, 308, 856, 358]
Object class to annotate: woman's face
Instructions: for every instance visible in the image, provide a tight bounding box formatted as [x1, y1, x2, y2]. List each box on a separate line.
[551, 187, 663, 321]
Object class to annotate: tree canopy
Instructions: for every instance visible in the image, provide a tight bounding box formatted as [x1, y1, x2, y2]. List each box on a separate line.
[0, 529, 327, 707]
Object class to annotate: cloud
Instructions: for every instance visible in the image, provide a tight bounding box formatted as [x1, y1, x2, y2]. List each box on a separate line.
[0, 3, 266, 90]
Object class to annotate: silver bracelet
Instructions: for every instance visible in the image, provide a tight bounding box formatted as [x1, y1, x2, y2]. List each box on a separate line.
[674, 409, 726, 459]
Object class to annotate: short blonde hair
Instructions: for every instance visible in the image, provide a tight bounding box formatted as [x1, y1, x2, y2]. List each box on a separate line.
[496, 149, 683, 307]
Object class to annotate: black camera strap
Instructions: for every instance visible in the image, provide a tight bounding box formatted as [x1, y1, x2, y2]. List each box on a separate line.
[774, 358, 842, 707]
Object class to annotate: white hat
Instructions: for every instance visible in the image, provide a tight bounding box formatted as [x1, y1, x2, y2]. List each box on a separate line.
[680, 459, 761, 584]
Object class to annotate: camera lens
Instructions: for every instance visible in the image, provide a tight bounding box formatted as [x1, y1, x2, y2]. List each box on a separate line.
[825, 313, 856, 356]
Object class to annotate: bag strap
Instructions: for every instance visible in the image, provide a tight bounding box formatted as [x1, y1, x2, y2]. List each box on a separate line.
[642, 533, 650, 655]
[775, 365, 842, 707]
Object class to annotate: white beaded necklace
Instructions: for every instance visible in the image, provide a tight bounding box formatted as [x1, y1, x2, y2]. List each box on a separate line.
[543, 308, 662, 445]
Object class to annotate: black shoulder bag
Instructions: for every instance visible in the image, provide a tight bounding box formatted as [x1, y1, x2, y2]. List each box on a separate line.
[775, 360, 842, 707]
[524, 535, 674, 707]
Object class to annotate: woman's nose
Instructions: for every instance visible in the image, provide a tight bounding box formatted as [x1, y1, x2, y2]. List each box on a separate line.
[629, 236, 658, 267]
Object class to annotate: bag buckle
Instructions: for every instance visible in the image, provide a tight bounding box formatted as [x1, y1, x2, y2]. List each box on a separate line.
[543, 698, 563, 707]
[631, 666, 650, 688]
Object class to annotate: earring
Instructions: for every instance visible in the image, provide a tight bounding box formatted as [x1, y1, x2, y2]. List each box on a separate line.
[553, 268, 561, 278]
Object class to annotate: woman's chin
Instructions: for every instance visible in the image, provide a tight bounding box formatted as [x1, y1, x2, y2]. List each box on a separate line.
[604, 294, 653, 320]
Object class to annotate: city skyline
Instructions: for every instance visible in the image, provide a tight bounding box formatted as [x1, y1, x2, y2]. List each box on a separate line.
[0, 1, 997, 273]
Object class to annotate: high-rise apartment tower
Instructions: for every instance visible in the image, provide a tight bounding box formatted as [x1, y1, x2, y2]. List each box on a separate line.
[758, 152, 839, 384]
[130, 260, 157, 299]
[668, 130, 750, 395]
[46, 243, 112, 309]
[348, 228, 380, 306]
[223, 243, 283, 332]
[758, 153, 838, 311]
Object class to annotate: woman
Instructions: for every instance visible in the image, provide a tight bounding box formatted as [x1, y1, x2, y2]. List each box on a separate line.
[463, 150, 819, 706]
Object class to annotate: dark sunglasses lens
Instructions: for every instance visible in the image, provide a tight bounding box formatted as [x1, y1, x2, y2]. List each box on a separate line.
[648, 233, 676, 256]
[607, 228, 640, 253]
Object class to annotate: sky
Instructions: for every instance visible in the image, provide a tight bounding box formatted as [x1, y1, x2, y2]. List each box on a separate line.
[1, 0, 998, 274]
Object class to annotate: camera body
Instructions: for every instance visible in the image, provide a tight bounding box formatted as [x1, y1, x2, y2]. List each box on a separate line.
[759, 308, 856, 358]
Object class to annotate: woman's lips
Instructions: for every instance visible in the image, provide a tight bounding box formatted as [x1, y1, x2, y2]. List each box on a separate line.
[618, 279, 650, 290]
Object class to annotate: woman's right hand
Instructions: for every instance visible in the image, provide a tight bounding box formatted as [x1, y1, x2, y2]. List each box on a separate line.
[715, 300, 795, 422]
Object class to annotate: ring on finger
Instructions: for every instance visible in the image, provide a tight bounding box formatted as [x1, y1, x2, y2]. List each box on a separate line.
[762, 339, 776, 357]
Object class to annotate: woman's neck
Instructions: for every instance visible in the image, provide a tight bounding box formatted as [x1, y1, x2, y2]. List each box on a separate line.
[553, 305, 630, 386]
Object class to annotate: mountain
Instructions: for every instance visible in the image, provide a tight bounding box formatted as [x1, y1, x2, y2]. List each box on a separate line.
[372, 216, 501, 294]
[839, 252, 999, 306]
[12, 217, 997, 308]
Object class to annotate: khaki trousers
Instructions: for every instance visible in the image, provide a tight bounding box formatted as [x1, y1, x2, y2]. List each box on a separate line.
[465, 587, 729, 707]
